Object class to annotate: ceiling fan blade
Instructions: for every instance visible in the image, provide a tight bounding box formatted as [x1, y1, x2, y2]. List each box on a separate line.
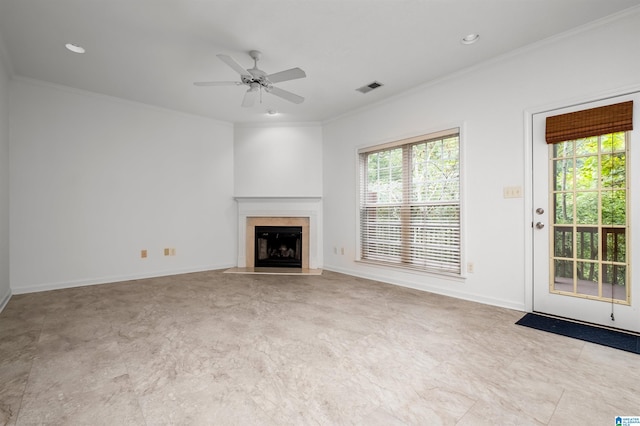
[267, 86, 305, 104]
[193, 81, 242, 87]
[241, 88, 259, 108]
[266, 67, 306, 84]
[217, 54, 251, 77]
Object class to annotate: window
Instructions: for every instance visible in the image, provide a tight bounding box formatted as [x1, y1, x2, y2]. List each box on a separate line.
[358, 128, 461, 275]
[550, 132, 630, 302]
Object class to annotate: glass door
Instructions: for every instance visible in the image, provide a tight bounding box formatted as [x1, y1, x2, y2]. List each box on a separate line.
[532, 94, 639, 333]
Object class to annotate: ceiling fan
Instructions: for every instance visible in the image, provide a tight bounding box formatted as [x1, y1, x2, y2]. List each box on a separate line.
[194, 50, 306, 108]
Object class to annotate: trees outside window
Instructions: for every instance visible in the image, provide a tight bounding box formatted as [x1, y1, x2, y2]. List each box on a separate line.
[359, 129, 461, 274]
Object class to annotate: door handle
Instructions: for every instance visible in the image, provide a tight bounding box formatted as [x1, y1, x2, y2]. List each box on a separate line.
[536, 208, 544, 215]
[535, 222, 545, 229]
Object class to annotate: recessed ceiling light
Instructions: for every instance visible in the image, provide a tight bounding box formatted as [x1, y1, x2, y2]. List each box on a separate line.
[65, 43, 86, 54]
[461, 34, 480, 45]
[266, 109, 278, 116]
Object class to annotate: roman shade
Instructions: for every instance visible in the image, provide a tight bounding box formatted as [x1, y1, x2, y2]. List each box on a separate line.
[546, 100, 633, 144]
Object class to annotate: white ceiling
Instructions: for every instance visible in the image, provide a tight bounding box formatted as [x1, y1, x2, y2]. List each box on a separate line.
[1, 0, 639, 124]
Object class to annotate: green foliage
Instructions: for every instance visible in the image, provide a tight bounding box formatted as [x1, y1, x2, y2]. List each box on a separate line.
[365, 137, 460, 205]
[362, 135, 461, 271]
[552, 132, 628, 285]
[553, 132, 627, 226]
[366, 148, 403, 204]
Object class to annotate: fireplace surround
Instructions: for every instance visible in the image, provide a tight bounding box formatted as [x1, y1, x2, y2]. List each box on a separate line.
[246, 217, 308, 268]
[235, 197, 322, 271]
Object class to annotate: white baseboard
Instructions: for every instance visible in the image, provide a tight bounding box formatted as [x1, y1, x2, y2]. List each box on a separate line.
[0, 288, 11, 313]
[323, 264, 525, 312]
[10, 263, 236, 295]
[9, 262, 525, 313]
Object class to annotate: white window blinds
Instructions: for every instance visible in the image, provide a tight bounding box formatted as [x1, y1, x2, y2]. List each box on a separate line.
[358, 128, 461, 274]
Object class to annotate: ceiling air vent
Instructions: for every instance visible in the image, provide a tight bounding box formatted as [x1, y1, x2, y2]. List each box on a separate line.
[356, 81, 384, 94]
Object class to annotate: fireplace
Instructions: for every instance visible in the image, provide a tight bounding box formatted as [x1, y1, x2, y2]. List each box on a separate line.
[243, 216, 310, 269]
[255, 226, 302, 268]
[235, 197, 323, 271]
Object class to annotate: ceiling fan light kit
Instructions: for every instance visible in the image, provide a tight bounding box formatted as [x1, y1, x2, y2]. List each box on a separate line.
[461, 33, 480, 44]
[194, 50, 307, 108]
[65, 43, 86, 54]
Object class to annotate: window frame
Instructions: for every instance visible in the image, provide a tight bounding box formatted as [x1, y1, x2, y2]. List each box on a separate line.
[355, 126, 466, 278]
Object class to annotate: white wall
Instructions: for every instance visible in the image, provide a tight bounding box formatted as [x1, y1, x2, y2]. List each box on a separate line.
[0, 35, 10, 309]
[322, 10, 640, 310]
[5, 10, 640, 309]
[234, 123, 322, 197]
[9, 79, 236, 293]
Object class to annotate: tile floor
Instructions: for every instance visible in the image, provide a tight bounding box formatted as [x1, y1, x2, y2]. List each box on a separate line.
[0, 270, 638, 425]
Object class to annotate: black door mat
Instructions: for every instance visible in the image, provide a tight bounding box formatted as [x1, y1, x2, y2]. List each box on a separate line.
[516, 313, 640, 355]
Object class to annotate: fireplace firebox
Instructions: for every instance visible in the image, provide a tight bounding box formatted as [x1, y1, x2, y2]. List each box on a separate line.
[254, 226, 302, 268]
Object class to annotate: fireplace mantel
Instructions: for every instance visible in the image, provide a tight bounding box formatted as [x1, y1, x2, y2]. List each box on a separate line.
[235, 196, 323, 270]
[234, 196, 322, 202]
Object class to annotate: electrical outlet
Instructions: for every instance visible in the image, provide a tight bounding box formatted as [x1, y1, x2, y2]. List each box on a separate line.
[467, 262, 474, 273]
[141, 249, 147, 259]
[164, 248, 170, 256]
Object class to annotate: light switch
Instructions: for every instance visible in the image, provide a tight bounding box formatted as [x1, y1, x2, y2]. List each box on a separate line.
[503, 186, 523, 198]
